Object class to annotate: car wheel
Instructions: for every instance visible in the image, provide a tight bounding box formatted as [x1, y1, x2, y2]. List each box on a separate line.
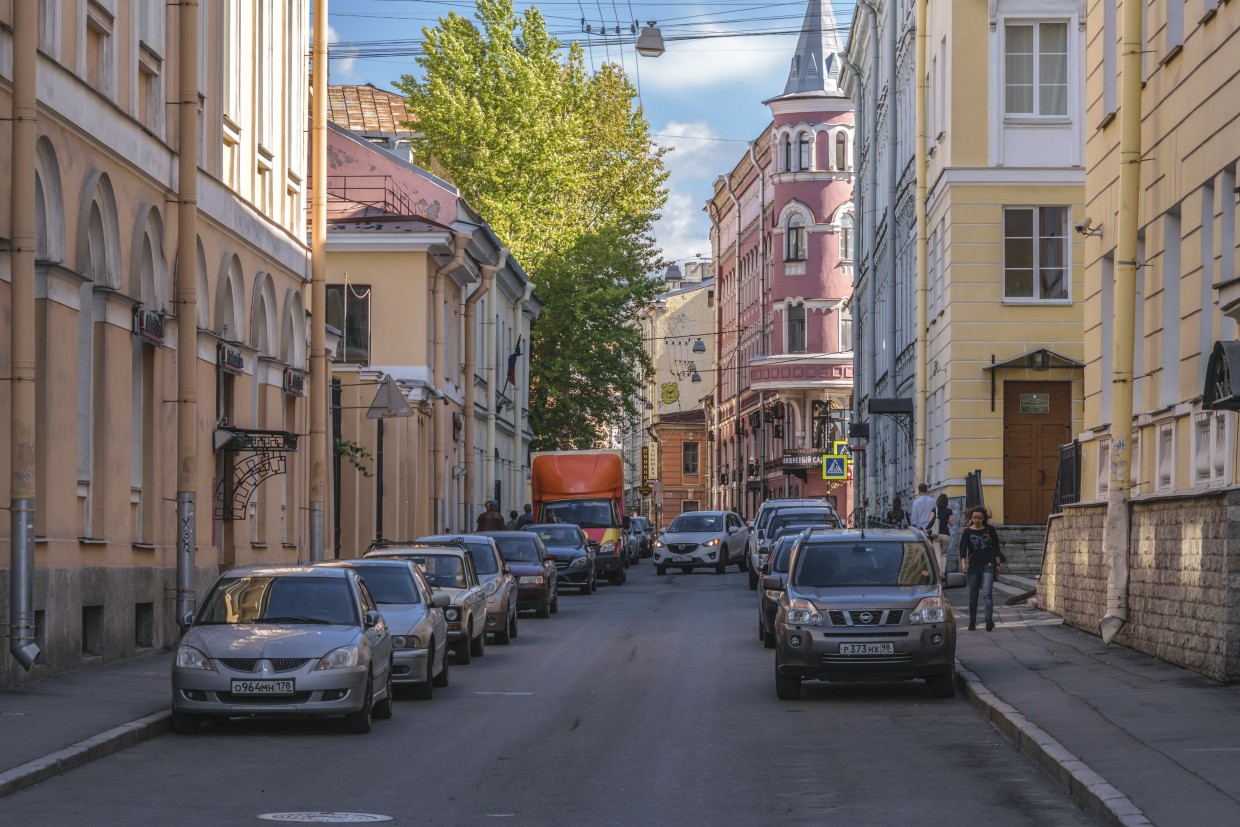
[715, 556, 727, 574]
[455, 624, 473, 664]
[763, 622, 776, 649]
[656, 566, 666, 576]
[608, 565, 626, 586]
[550, 592, 559, 613]
[758, 619, 765, 642]
[344, 672, 375, 733]
[749, 566, 758, 590]
[412, 646, 435, 699]
[580, 579, 592, 595]
[432, 643, 450, 687]
[471, 621, 486, 657]
[738, 553, 749, 572]
[494, 613, 511, 645]
[775, 657, 802, 701]
[536, 594, 551, 618]
[172, 711, 201, 735]
[373, 661, 394, 720]
[509, 609, 518, 639]
[926, 671, 957, 698]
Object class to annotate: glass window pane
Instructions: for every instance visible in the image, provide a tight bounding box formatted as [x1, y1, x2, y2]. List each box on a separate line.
[1005, 208, 1034, 238]
[1006, 237, 1034, 269]
[1006, 269, 1035, 298]
[1040, 268, 1068, 300]
[1005, 25, 1034, 114]
[1039, 24, 1068, 115]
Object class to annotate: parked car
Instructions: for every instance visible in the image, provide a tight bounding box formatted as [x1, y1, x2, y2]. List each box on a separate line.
[752, 498, 835, 546]
[621, 517, 643, 565]
[480, 531, 559, 617]
[315, 559, 450, 699]
[633, 516, 655, 557]
[364, 542, 488, 663]
[171, 565, 394, 735]
[758, 532, 805, 649]
[419, 534, 519, 644]
[653, 511, 750, 575]
[750, 507, 842, 589]
[524, 524, 596, 594]
[764, 528, 966, 700]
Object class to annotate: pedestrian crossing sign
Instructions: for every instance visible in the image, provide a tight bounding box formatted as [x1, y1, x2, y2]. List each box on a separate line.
[823, 456, 848, 480]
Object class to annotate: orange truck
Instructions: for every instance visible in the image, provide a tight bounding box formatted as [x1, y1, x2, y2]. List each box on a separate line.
[530, 450, 630, 585]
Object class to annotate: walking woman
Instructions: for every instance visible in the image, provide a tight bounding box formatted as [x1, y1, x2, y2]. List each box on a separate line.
[960, 505, 1002, 631]
[886, 497, 907, 527]
[933, 494, 953, 575]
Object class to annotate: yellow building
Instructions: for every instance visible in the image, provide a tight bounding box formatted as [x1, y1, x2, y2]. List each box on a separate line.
[844, 0, 1085, 536]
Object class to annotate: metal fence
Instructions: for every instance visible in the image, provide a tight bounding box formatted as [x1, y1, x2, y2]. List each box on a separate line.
[1052, 440, 1082, 514]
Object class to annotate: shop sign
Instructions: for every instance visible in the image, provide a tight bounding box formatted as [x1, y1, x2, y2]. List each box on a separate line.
[219, 342, 245, 376]
[134, 308, 164, 346]
[283, 368, 305, 397]
[782, 448, 826, 472]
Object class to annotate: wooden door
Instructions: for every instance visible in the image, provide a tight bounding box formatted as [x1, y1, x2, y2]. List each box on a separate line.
[1003, 381, 1071, 524]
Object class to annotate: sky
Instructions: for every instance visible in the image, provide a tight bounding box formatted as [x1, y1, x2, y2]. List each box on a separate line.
[322, 0, 855, 269]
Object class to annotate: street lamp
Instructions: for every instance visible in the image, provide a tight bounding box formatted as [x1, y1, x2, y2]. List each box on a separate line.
[636, 23, 665, 57]
[693, 338, 706, 353]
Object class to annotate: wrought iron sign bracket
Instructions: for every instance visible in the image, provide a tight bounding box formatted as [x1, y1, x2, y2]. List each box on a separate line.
[213, 429, 299, 521]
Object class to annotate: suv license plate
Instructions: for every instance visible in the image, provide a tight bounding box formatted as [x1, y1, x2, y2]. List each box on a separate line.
[838, 643, 894, 656]
[230, 679, 295, 695]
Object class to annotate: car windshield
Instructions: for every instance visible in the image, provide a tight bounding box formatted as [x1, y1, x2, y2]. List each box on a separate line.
[772, 537, 800, 573]
[793, 541, 934, 588]
[491, 535, 541, 563]
[528, 526, 583, 549]
[197, 576, 358, 626]
[669, 514, 723, 533]
[467, 544, 499, 575]
[385, 554, 467, 589]
[540, 499, 615, 528]
[769, 513, 836, 534]
[772, 523, 819, 540]
[352, 567, 420, 605]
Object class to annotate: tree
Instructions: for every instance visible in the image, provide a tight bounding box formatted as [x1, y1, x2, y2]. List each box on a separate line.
[395, 0, 667, 449]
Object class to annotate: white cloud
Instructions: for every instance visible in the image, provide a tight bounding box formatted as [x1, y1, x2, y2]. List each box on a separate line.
[637, 35, 790, 94]
[652, 120, 747, 265]
[327, 25, 361, 83]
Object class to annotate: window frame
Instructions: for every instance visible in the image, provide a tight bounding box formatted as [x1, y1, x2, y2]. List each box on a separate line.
[1002, 20, 1070, 119]
[787, 303, 807, 354]
[682, 441, 700, 476]
[797, 132, 812, 171]
[785, 214, 807, 262]
[838, 211, 854, 261]
[1001, 206, 1070, 304]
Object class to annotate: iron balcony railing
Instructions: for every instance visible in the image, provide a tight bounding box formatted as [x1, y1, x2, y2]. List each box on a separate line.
[1052, 440, 1082, 514]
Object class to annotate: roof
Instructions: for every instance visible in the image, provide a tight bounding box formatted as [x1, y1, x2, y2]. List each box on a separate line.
[327, 84, 415, 135]
[365, 546, 468, 558]
[770, 0, 847, 101]
[221, 565, 349, 578]
[803, 528, 921, 541]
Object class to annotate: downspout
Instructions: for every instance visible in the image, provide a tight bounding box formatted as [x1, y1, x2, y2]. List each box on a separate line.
[464, 249, 508, 531]
[485, 270, 498, 506]
[914, 0, 928, 486]
[433, 233, 470, 533]
[723, 174, 744, 515]
[855, 0, 880, 508]
[309, 0, 327, 562]
[749, 141, 767, 511]
[841, 55, 867, 511]
[175, 0, 201, 624]
[884, 0, 899, 499]
[513, 281, 537, 510]
[706, 200, 724, 509]
[1102, 0, 1144, 644]
[9, 0, 40, 668]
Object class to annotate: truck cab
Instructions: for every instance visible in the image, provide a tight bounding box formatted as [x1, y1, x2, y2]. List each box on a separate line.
[531, 450, 629, 586]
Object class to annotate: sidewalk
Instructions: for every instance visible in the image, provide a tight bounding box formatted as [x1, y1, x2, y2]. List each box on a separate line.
[949, 590, 1240, 827]
[0, 651, 172, 789]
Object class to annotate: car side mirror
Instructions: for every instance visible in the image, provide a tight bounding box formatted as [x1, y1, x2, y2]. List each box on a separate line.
[727, 526, 736, 535]
[431, 594, 451, 609]
[587, 541, 599, 551]
[945, 572, 967, 589]
[762, 575, 783, 591]
[545, 553, 557, 561]
[622, 516, 632, 530]
[747, 521, 754, 529]
[503, 564, 512, 575]
[364, 610, 381, 629]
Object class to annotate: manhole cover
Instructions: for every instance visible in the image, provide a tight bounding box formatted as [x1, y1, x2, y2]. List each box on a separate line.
[258, 815, 392, 823]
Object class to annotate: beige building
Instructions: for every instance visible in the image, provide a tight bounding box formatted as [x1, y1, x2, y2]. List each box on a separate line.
[1039, 1, 1240, 681]
[0, 1, 311, 686]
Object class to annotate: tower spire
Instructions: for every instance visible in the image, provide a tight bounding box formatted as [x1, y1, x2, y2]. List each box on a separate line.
[780, 0, 846, 98]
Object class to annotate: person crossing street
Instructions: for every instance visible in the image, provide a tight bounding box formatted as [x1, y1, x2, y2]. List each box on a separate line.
[959, 505, 1002, 631]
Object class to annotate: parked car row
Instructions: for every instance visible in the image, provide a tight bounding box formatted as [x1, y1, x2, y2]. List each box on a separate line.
[171, 522, 623, 735]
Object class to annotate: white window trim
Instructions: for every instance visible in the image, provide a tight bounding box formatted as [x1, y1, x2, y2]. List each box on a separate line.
[1001, 18, 1071, 120]
[1155, 419, 1176, 494]
[1191, 410, 1232, 490]
[1002, 205, 1072, 304]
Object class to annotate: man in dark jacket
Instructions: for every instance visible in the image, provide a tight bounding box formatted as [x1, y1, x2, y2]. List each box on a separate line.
[476, 500, 506, 532]
[516, 504, 535, 528]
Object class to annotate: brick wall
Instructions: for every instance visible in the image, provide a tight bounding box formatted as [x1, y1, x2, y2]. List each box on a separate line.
[1039, 491, 1240, 682]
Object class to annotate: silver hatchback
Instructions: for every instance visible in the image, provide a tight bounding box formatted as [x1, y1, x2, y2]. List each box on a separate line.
[653, 511, 750, 575]
[764, 528, 966, 700]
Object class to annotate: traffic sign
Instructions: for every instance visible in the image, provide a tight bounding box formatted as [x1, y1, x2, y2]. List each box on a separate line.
[823, 456, 848, 480]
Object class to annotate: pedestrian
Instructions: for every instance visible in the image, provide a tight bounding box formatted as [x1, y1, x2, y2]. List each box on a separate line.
[886, 496, 907, 527]
[960, 505, 1002, 631]
[476, 499, 506, 532]
[933, 494, 954, 575]
[505, 510, 519, 531]
[909, 484, 936, 536]
[516, 503, 534, 528]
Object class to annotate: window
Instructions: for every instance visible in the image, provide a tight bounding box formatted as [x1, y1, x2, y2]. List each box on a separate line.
[1166, 0, 1184, 58]
[798, 132, 811, 171]
[928, 228, 938, 316]
[85, 2, 115, 97]
[1192, 412, 1231, 489]
[835, 133, 847, 171]
[1097, 436, 1111, 499]
[1201, 184, 1216, 387]
[1003, 207, 1068, 300]
[839, 306, 853, 352]
[681, 501, 699, 513]
[1005, 22, 1068, 116]
[839, 213, 854, 260]
[1161, 209, 1182, 408]
[788, 304, 807, 353]
[786, 215, 807, 261]
[326, 283, 372, 364]
[682, 442, 700, 475]
[939, 37, 947, 136]
[783, 135, 792, 172]
[1102, 0, 1117, 122]
[1156, 420, 1176, 494]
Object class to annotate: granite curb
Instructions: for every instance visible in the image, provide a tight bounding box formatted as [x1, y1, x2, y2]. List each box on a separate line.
[0, 709, 171, 799]
[955, 662, 1152, 827]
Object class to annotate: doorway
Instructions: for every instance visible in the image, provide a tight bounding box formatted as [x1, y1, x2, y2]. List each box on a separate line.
[1003, 381, 1071, 524]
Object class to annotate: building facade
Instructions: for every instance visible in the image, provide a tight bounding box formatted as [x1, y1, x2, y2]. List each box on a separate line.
[707, 0, 856, 521]
[1, 1, 311, 686]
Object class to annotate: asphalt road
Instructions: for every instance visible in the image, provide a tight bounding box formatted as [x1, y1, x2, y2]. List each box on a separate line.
[0, 562, 1097, 826]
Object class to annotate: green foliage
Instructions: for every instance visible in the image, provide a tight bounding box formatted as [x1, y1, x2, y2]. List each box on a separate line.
[334, 438, 375, 478]
[395, 0, 667, 449]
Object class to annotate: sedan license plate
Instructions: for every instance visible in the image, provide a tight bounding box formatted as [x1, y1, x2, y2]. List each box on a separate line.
[838, 642, 894, 656]
[230, 678, 295, 695]
[671, 555, 693, 563]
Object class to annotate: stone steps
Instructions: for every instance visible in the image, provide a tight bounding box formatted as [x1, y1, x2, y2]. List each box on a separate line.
[994, 524, 1047, 575]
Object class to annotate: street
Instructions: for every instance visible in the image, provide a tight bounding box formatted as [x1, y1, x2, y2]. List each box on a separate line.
[0, 564, 1095, 826]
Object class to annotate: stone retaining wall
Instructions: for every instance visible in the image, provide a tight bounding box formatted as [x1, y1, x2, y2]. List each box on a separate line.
[994, 525, 1047, 575]
[1039, 490, 1240, 683]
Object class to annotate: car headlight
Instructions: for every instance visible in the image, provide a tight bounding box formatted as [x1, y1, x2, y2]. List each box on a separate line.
[909, 596, 946, 624]
[763, 589, 781, 601]
[484, 579, 499, 596]
[518, 575, 544, 584]
[568, 556, 587, 568]
[599, 541, 616, 554]
[786, 598, 823, 626]
[653, 540, 664, 548]
[313, 646, 360, 670]
[392, 635, 421, 650]
[444, 607, 461, 622]
[176, 645, 214, 671]
[702, 538, 720, 547]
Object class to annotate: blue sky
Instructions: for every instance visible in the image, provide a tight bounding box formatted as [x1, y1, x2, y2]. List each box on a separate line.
[322, 0, 854, 266]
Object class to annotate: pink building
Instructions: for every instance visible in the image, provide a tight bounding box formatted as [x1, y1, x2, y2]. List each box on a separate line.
[705, 0, 855, 519]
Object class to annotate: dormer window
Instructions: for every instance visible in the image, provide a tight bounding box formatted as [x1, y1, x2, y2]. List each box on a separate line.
[807, 53, 818, 76]
[791, 55, 801, 77]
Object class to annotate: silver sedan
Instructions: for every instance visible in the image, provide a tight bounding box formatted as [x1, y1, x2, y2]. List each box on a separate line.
[171, 565, 394, 735]
[653, 511, 751, 575]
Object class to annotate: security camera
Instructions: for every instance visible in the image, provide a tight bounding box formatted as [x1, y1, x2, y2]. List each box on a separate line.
[1074, 216, 1094, 235]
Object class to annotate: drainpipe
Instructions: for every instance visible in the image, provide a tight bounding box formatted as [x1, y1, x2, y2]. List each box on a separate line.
[433, 233, 470, 533]
[309, 0, 328, 563]
[174, 0, 202, 625]
[9, 0, 40, 668]
[464, 249, 507, 531]
[840, 55, 867, 510]
[1102, 0, 1144, 644]
[884, 0, 899, 500]
[854, 1, 881, 509]
[749, 141, 767, 510]
[485, 270, 498, 506]
[723, 174, 744, 515]
[914, 0, 928, 487]
[512, 281, 536, 511]
[706, 199, 724, 509]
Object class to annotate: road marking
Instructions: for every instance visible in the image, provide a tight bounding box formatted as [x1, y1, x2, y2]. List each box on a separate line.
[257, 815, 392, 823]
[473, 691, 534, 695]
[1184, 748, 1240, 752]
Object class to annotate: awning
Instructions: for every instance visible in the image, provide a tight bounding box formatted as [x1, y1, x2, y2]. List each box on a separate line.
[1203, 341, 1240, 410]
[982, 348, 1084, 411]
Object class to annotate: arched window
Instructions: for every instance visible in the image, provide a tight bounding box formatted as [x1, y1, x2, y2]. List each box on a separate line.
[785, 214, 807, 261]
[788, 304, 807, 353]
[798, 132, 811, 171]
[783, 134, 792, 172]
[839, 212, 854, 261]
[836, 132, 848, 171]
